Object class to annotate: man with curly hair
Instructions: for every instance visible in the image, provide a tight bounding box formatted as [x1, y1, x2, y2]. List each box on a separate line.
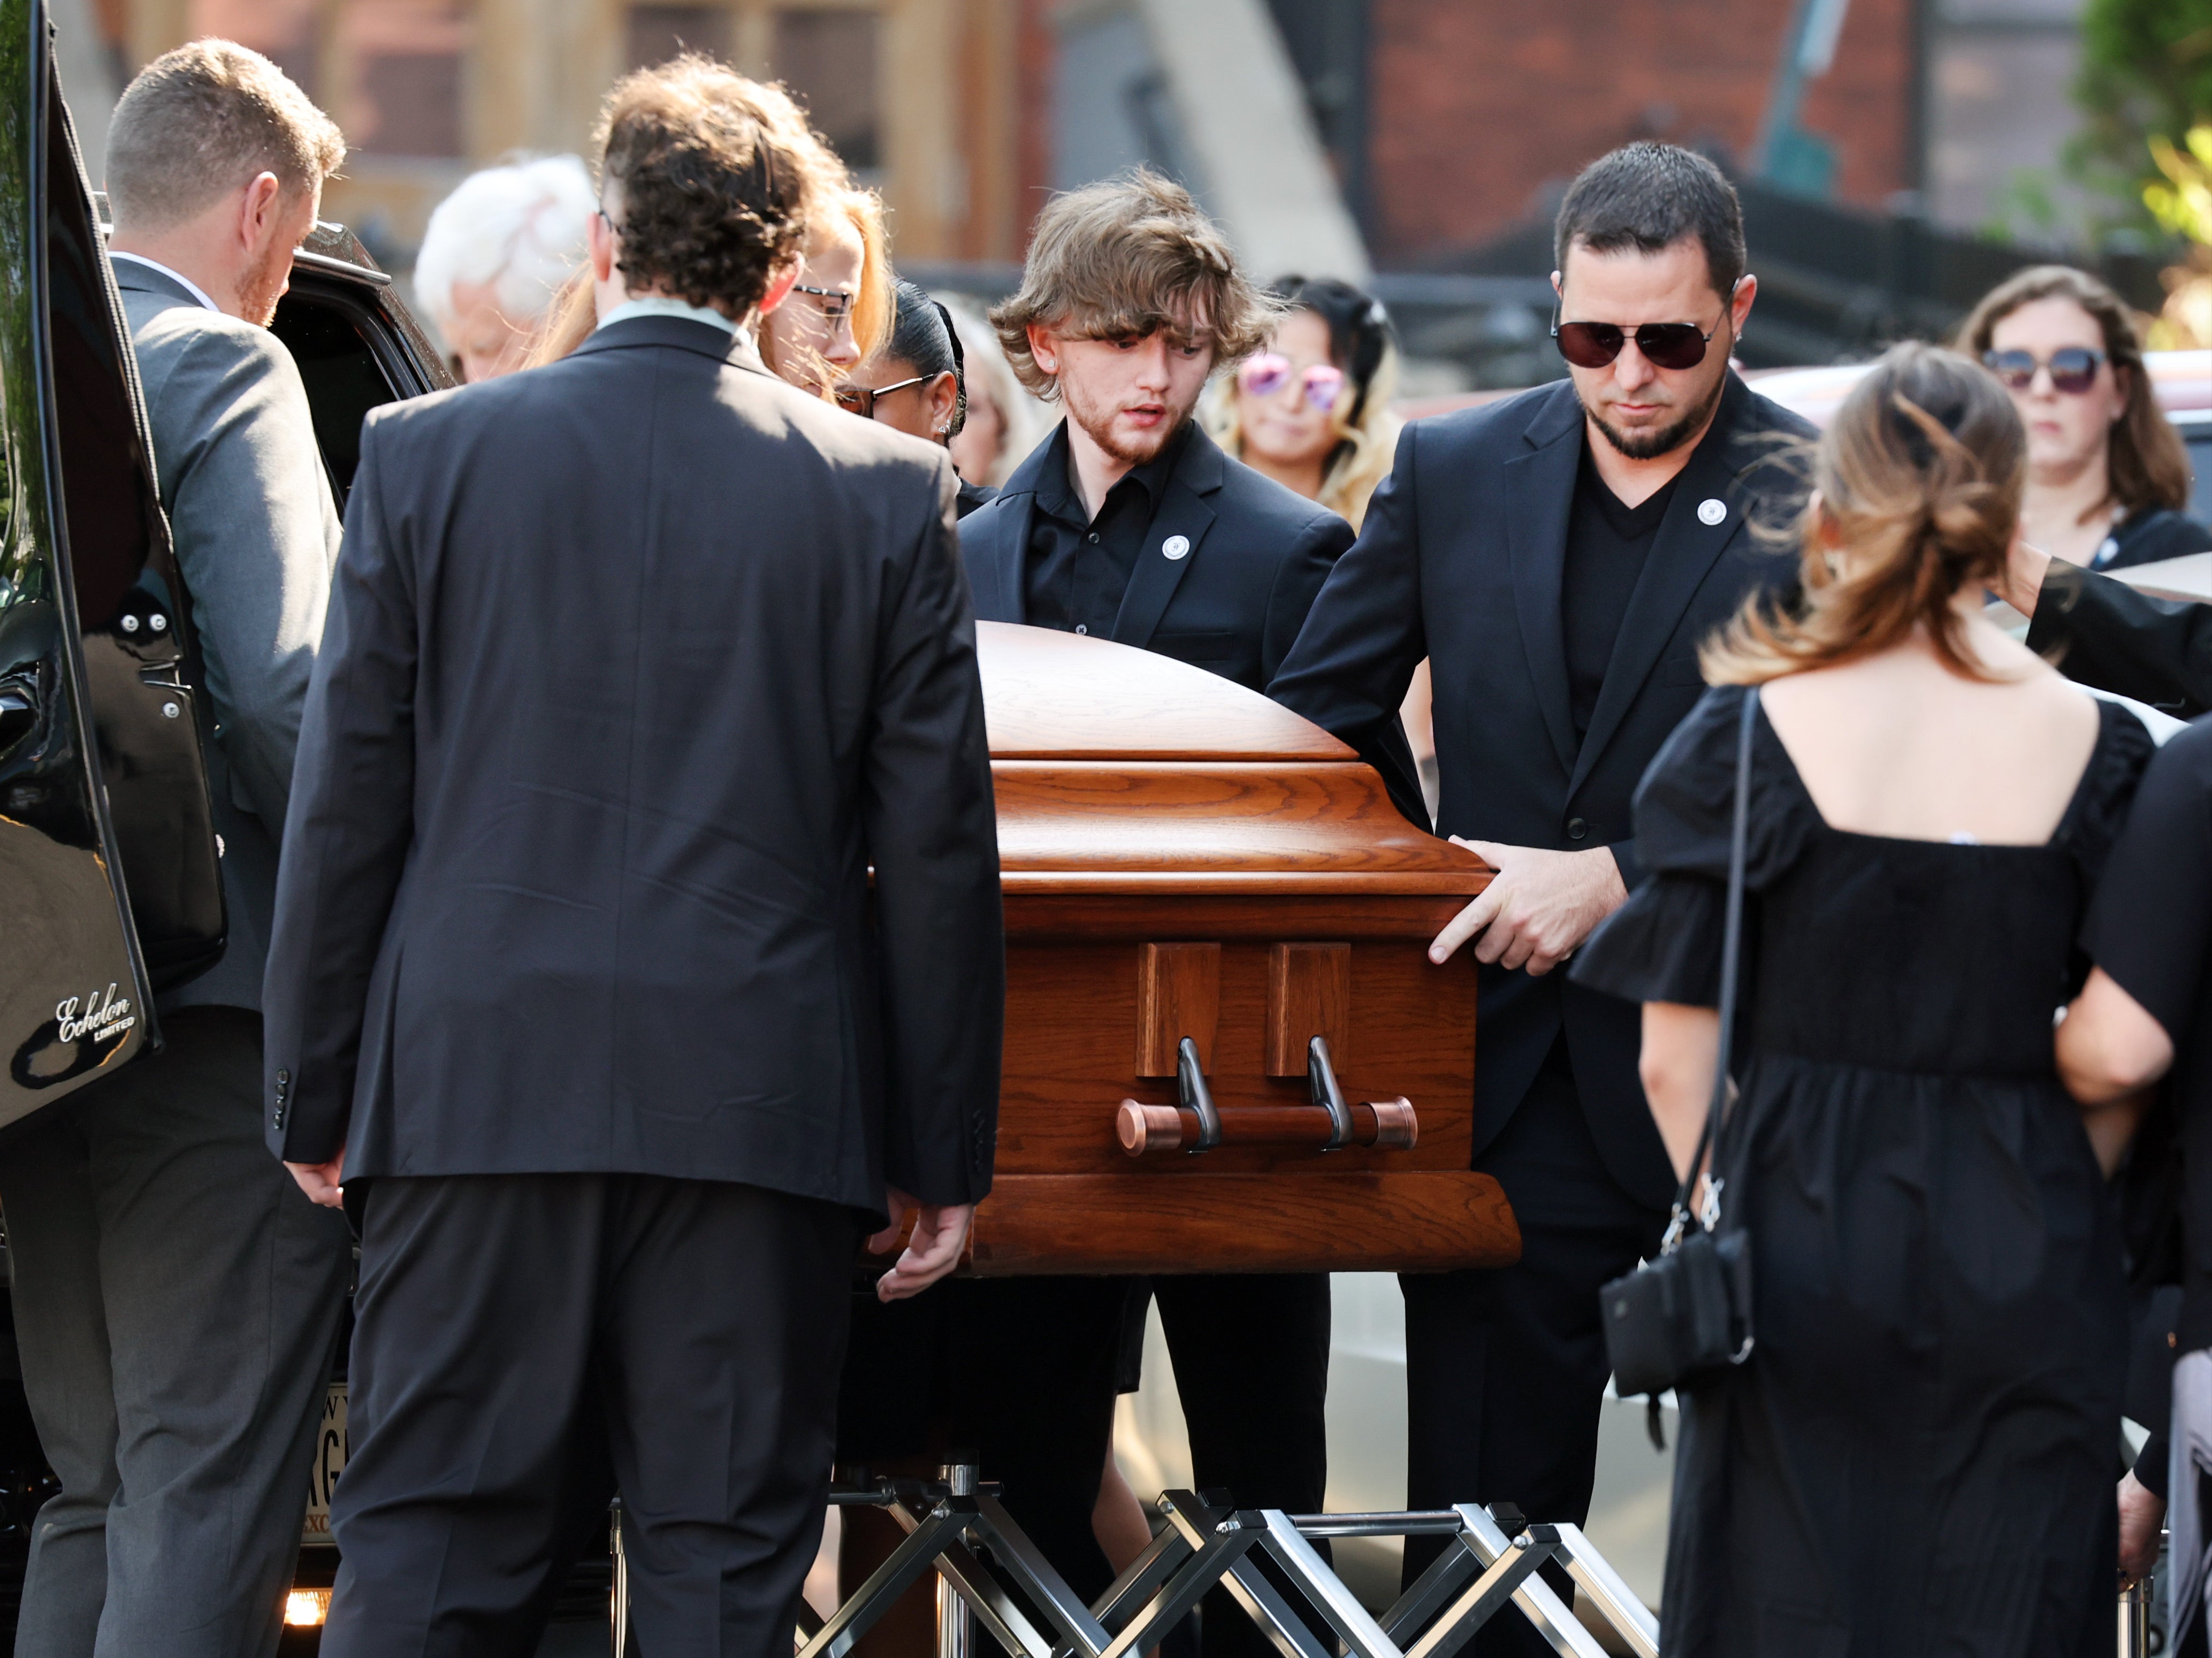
[954, 171, 1355, 1658]
[263, 57, 1005, 1655]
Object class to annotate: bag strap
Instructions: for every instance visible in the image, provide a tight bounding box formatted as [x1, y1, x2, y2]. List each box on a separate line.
[1662, 686, 1758, 1249]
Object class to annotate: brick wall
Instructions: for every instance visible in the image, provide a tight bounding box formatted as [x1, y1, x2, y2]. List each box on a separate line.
[1365, 0, 1917, 264]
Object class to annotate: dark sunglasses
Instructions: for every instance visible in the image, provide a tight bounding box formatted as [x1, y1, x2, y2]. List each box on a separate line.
[1552, 310, 1727, 372]
[833, 375, 928, 419]
[1982, 347, 2106, 395]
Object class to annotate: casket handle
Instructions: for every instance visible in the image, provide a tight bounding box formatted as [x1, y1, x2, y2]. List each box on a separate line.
[1177, 1036, 1223, 1151]
[1307, 1035, 1354, 1150]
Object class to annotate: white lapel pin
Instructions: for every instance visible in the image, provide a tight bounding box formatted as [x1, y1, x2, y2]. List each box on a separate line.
[1162, 534, 1191, 561]
[1697, 498, 1728, 526]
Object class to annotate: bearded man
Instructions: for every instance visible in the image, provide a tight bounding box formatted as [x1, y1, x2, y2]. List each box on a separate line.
[0, 41, 350, 1658]
[1269, 143, 1813, 1656]
[953, 170, 1354, 1653]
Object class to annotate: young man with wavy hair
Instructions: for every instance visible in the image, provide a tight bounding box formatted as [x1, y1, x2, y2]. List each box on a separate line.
[264, 57, 1004, 1655]
[956, 171, 1355, 1657]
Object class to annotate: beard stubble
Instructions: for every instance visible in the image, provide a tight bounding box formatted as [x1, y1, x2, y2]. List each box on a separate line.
[1581, 364, 1728, 462]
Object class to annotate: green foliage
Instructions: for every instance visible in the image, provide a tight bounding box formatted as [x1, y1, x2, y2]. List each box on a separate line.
[2072, 0, 2212, 228]
[2146, 125, 2212, 241]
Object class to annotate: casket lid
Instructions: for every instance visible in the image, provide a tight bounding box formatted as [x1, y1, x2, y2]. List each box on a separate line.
[979, 623, 1488, 896]
[980, 622, 1355, 762]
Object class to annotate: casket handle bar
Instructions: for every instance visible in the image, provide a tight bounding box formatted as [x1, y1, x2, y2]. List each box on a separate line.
[1116, 1035, 1418, 1157]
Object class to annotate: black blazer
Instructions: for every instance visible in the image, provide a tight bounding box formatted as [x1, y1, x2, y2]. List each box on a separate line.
[1269, 373, 1813, 1206]
[262, 317, 1004, 1219]
[2030, 560, 2212, 719]
[957, 423, 1354, 692]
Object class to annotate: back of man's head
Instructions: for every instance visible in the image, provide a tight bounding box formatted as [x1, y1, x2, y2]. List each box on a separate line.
[991, 169, 1277, 400]
[594, 56, 837, 318]
[106, 40, 343, 234]
[1553, 142, 1745, 299]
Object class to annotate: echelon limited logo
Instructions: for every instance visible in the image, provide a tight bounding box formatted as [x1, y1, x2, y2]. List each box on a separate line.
[54, 984, 135, 1046]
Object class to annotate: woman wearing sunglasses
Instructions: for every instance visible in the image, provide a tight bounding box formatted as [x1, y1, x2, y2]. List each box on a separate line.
[1206, 276, 1401, 530]
[1961, 265, 2207, 573]
[834, 279, 997, 517]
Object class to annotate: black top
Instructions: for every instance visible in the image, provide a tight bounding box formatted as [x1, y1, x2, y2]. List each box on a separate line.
[261, 316, 1004, 1219]
[2094, 505, 2212, 572]
[1562, 442, 1680, 739]
[1022, 421, 1192, 637]
[2083, 714, 2212, 1350]
[959, 420, 1354, 696]
[955, 476, 997, 519]
[1573, 685, 2150, 1652]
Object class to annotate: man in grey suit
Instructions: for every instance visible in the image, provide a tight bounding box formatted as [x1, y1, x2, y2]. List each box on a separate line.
[0, 42, 350, 1658]
[263, 59, 1003, 1656]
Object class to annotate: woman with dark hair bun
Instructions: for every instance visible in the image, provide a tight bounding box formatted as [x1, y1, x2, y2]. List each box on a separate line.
[837, 278, 996, 516]
[1573, 341, 2153, 1655]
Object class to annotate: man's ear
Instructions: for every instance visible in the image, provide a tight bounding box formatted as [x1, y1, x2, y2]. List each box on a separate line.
[587, 209, 617, 284]
[238, 171, 282, 250]
[757, 256, 801, 317]
[1026, 323, 1059, 378]
[1729, 273, 1759, 335]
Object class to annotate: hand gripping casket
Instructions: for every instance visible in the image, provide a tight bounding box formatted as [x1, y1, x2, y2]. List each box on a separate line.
[962, 623, 1521, 1275]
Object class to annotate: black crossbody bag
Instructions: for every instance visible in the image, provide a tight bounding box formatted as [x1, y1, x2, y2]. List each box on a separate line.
[1599, 689, 1757, 1404]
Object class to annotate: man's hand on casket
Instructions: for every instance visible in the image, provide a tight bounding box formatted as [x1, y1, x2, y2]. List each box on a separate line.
[1428, 841, 1627, 977]
[868, 1188, 976, 1302]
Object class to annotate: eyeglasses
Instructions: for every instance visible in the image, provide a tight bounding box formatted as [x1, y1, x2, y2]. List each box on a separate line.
[834, 376, 929, 419]
[1552, 310, 1728, 372]
[1982, 347, 2106, 395]
[1237, 353, 1347, 412]
[795, 284, 856, 323]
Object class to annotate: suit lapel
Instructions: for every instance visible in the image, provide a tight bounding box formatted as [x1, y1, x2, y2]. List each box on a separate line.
[1111, 427, 1221, 650]
[992, 494, 1034, 624]
[1567, 377, 1756, 798]
[1505, 387, 1583, 773]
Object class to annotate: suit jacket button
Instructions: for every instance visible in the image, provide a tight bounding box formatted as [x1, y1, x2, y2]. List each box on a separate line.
[272, 1105, 286, 1129]
[1566, 817, 1588, 841]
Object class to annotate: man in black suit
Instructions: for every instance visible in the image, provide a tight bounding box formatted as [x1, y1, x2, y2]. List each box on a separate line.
[951, 171, 1354, 1637]
[263, 61, 1003, 1657]
[1271, 143, 1812, 1653]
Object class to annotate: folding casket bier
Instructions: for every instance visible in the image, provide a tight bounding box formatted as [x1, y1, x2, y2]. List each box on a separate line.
[962, 622, 1522, 1277]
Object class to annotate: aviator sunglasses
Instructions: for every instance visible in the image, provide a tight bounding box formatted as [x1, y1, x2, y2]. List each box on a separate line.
[1552, 309, 1728, 372]
[1238, 353, 1347, 413]
[1981, 347, 2107, 395]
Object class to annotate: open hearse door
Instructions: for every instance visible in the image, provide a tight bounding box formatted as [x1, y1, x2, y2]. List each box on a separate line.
[0, 0, 230, 1125]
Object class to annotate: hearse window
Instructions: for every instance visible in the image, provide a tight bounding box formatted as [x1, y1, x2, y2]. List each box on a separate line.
[45, 103, 158, 634]
[271, 292, 398, 506]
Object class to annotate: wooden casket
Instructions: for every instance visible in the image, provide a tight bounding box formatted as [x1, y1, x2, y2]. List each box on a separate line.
[962, 623, 1522, 1277]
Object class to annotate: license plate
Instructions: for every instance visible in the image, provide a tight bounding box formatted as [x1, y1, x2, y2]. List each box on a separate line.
[303, 1381, 348, 1546]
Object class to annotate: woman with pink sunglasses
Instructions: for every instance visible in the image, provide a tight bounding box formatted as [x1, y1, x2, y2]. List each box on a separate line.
[1207, 276, 1402, 529]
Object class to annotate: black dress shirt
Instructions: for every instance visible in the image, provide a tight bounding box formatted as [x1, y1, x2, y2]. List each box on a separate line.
[1561, 442, 1680, 741]
[1023, 422, 1192, 636]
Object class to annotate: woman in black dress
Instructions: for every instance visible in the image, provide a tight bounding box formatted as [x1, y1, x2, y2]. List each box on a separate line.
[1573, 342, 2152, 1655]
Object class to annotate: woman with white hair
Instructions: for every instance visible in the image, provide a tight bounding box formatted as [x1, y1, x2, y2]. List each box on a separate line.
[414, 154, 597, 381]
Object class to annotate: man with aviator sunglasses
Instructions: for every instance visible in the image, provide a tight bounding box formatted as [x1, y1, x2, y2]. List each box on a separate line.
[1272, 142, 1813, 1653]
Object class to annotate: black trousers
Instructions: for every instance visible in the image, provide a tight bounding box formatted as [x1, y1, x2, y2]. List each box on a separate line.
[1401, 1040, 1667, 1658]
[323, 1172, 855, 1658]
